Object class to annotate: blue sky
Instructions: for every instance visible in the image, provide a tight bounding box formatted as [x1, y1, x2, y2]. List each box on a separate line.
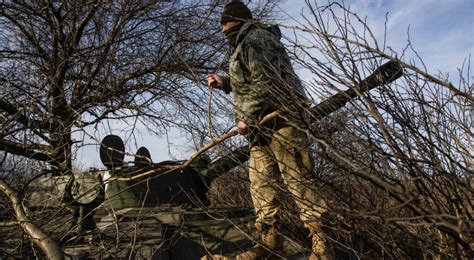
[279, 0, 473, 77]
[74, 0, 473, 170]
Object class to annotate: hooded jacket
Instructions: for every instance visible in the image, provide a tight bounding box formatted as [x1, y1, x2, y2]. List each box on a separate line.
[221, 23, 308, 139]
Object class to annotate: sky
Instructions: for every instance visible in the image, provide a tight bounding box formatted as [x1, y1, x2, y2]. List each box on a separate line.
[74, 0, 473, 170]
[280, 0, 473, 76]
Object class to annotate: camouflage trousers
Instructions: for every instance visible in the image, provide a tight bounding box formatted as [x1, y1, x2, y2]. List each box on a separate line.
[249, 126, 327, 226]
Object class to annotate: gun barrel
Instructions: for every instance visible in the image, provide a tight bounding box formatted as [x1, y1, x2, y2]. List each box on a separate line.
[198, 145, 250, 178]
[309, 60, 403, 120]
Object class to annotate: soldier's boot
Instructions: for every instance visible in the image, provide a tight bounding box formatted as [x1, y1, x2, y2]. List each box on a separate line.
[307, 223, 335, 260]
[236, 223, 283, 259]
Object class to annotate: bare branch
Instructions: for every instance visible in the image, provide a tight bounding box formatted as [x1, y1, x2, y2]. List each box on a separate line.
[0, 178, 64, 259]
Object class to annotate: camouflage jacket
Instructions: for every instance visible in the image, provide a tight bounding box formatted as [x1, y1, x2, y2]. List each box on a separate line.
[221, 22, 308, 127]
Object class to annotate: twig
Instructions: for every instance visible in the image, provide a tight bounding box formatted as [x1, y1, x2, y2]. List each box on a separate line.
[208, 55, 226, 139]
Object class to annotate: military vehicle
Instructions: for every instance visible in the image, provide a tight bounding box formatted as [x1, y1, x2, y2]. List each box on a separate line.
[0, 61, 403, 259]
[0, 134, 309, 259]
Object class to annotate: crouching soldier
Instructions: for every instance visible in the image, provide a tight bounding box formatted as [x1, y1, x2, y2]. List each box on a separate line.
[207, 1, 335, 259]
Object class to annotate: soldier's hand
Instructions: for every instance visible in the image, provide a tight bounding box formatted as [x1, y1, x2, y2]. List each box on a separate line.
[237, 121, 249, 135]
[208, 73, 223, 88]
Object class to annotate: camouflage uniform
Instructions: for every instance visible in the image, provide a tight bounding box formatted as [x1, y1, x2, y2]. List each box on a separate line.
[221, 23, 327, 228]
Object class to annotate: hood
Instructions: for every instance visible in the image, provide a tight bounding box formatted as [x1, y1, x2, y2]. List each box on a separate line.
[235, 22, 282, 44]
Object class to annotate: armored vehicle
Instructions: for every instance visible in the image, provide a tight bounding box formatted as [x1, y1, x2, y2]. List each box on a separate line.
[1, 134, 307, 259]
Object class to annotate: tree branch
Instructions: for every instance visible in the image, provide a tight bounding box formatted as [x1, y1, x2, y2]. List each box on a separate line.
[0, 178, 64, 260]
[0, 139, 52, 162]
[0, 99, 53, 131]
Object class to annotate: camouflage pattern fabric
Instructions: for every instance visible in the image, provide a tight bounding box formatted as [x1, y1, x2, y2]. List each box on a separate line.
[248, 126, 327, 226]
[221, 22, 308, 130]
[220, 23, 326, 226]
[219, 22, 328, 229]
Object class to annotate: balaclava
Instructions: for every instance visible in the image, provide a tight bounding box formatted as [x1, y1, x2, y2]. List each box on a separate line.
[221, 0, 252, 47]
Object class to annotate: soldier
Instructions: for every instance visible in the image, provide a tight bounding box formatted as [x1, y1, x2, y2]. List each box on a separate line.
[207, 1, 335, 259]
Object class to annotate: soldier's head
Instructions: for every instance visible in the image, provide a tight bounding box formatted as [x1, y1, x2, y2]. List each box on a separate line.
[221, 0, 252, 32]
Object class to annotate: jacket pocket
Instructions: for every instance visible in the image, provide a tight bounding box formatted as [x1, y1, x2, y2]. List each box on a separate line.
[229, 54, 246, 87]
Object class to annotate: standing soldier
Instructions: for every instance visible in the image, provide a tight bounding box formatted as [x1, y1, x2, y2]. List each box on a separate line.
[207, 1, 335, 259]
